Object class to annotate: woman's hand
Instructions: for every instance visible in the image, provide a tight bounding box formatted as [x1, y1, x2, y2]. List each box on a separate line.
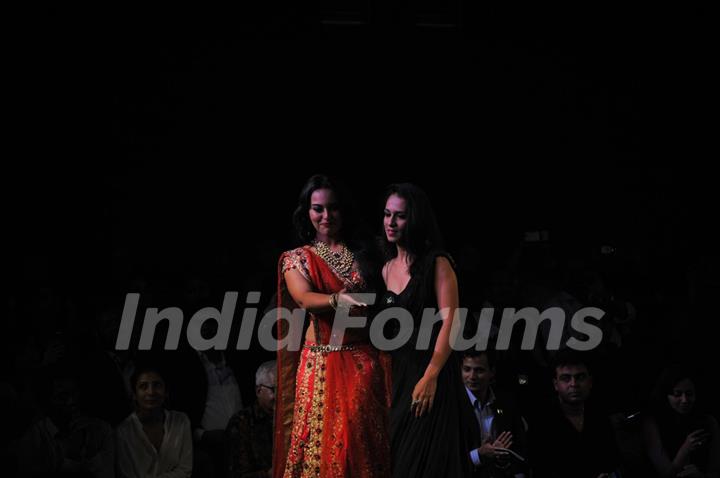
[677, 464, 703, 478]
[411, 374, 438, 417]
[336, 289, 368, 309]
[679, 429, 710, 459]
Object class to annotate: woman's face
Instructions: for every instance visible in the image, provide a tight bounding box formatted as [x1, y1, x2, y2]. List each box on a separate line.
[134, 371, 167, 412]
[309, 188, 342, 240]
[384, 194, 408, 244]
[667, 378, 695, 415]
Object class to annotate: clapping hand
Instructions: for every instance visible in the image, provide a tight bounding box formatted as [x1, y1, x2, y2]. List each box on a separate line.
[477, 431, 514, 461]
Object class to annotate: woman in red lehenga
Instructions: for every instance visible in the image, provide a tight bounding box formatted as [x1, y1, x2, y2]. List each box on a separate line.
[273, 175, 391, 478]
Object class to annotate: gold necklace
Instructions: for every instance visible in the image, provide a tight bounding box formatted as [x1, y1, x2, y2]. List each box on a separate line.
[312, 240, 354, 276]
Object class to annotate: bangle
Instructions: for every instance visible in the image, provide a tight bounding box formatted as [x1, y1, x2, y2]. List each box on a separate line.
[329, 293, 338, 310]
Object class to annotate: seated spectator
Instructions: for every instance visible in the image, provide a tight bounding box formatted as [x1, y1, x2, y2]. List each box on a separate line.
[226, 360, 276, 478]
[116, 364, 192, 478]
[163, 321, 245, 478]
[81, 304, 135, 427]
[643, 365, 719, 478]
[18, 367, 114, 477]
[462, 350, 528, 478]
[192, 322, 244, 478]
[530, 350, 620, 478]
[1, 380, 21, 477]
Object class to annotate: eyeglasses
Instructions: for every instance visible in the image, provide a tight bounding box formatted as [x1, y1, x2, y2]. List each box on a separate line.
[258, 384, 275, 394]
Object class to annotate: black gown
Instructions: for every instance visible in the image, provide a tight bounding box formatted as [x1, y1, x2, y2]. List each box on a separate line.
[380, 251, 476, 478]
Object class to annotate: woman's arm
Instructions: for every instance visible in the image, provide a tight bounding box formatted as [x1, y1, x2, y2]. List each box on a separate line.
[158, 413, 193, 478]
[284, 269, 365, 313]
[643, 416, 676, 477]
[284, 269, 335, 313]
[643, 415, 706, 478]
[115, 427, 141, 478]
[412, 256, 459, 417]
[706, 416, 720, 477]
[426, 256, 459, 378]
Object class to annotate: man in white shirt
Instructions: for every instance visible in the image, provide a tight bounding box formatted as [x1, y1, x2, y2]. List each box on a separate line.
[194, 348, 243, 477]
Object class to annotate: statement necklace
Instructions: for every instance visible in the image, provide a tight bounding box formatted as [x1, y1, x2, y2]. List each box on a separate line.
[312, 240, 354, 276]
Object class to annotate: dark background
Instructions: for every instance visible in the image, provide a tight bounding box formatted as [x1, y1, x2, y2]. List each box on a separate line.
[4, 3, 716, 475]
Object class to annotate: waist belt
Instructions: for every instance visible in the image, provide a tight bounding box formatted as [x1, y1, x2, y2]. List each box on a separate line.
[304, 343, 356, 353]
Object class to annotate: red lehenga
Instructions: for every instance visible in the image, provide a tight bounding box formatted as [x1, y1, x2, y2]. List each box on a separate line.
[273, 245, 391, 478]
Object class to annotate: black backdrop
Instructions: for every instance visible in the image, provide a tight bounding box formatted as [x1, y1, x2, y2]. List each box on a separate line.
[8, 1, 716, 426]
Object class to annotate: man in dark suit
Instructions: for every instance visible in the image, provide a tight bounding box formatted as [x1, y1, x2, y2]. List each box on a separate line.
[462, 350, 528, 478]
[226, 360, 275, 478]
[529, 349, 621, 478]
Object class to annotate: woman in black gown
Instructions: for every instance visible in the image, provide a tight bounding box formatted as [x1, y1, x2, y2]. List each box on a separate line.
[379, 183, 475, 478]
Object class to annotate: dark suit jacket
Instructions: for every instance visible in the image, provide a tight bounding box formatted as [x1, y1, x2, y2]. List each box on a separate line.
[226, 402, 273, 478]
[466, 387, 529, 478]
[529, 398, 620, 478]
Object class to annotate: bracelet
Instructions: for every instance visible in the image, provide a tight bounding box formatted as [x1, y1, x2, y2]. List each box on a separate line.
[329, 292, 338, 310]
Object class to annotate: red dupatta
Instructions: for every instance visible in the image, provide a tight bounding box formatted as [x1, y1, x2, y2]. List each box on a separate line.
[272, 246, 350, 478]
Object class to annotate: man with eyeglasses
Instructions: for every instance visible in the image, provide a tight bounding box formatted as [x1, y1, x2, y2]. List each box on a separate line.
[226, 360, 276, 478]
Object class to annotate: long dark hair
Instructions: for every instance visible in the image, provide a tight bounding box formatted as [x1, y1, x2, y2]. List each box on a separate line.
[649, 365, 700, 419]
[380, 183, 444, 275]
[292, 174, 356, 244]
[647, 365, 708, 459]
[292, 174, 380, 289]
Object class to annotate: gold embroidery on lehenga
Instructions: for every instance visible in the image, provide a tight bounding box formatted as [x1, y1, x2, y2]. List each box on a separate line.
[280, 245, 389, 477]
[284, 348, 327, 478]
[281, 248, 312, 282]
[305, 350, 325, 477]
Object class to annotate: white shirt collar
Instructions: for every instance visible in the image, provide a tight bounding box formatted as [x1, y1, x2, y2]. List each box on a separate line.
[465, 386, 496, 409]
